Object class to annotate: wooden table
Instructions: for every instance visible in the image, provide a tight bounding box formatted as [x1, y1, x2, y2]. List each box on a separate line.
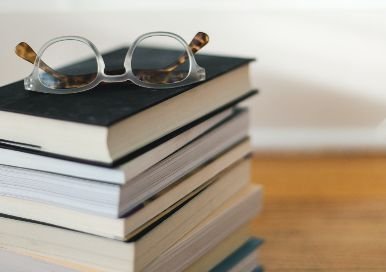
[251, 154, 386, 271]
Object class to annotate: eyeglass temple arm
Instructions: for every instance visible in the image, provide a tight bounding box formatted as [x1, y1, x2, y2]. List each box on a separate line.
[160, 32, 209, 72]
[15, 32, 209, 80]
[15, 42, 68, 80]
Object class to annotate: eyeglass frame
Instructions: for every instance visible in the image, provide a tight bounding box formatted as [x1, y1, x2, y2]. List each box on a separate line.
[19, 31, 207, 94]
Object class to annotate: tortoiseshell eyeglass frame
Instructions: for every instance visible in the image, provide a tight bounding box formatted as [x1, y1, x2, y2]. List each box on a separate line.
[15, 32, 209, 94]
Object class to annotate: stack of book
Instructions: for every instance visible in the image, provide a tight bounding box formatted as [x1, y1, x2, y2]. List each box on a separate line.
[0, 47, 263, 271]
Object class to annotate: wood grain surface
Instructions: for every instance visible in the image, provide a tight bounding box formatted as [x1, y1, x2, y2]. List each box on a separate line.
[251, 154, 386, 272]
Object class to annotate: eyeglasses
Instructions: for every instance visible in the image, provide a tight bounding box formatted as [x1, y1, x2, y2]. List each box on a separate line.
[15, 32, 209, 94]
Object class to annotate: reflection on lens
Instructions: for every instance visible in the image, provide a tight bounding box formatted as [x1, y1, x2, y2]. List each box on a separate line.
[38, 40, 98, 90]
[131, 36, 190, 85]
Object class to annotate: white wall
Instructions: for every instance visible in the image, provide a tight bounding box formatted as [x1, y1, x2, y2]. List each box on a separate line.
[1, 0, 386, 151]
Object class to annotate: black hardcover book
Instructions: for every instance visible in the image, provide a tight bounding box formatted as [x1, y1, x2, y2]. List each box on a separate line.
[0, 47, 255, 163]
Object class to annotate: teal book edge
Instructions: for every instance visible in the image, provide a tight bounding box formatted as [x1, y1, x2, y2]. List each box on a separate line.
[210, 237, 263, 272]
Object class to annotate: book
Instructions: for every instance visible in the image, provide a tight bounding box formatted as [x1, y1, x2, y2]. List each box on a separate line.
[2, 230, 263, 272]
[0, 225, 251, 272]
[185, 224, 250, 272]
[0, 185, 262, 272]
[0, 107, 233, 183]
[143, 191, 261, 272]
[210, 237, 263, 272]
[0, 146, 251, 240]
[0, 109, 249, 217]
[0, 249, 77, 272]
[0, 47, 255, 163]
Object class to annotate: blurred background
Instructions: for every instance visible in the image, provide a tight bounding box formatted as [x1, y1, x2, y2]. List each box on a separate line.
[1, 0, 386, 152]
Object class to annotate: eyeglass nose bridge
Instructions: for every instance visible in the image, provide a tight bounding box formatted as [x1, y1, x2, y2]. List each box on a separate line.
[102, 72, 129, 83]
